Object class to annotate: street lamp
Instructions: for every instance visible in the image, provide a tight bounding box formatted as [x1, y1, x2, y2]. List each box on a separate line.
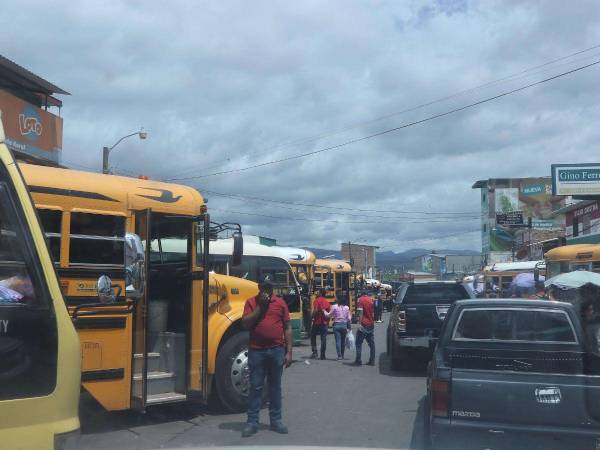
[102, 129, 147, 174]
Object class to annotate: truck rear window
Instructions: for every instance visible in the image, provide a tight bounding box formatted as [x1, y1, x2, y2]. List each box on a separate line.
[453, 308, 577, 343]
[401, 284, 468, 305]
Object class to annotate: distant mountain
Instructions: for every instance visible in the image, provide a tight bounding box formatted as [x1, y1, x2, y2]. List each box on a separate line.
[302, 247, 480, 267]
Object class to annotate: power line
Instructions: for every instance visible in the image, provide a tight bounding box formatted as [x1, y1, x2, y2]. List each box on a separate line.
[160, 43, 600, 179]
[166, 58, 600, 181]
[205, 189, 481, 219]
[209, 207, 479, 225]
[203, 188, 480, 215]
[284, 229, 480, 248]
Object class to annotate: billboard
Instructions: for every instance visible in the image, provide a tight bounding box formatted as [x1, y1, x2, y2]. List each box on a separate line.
[552, 163, 600, 196]
[0, 90, 62, 163]
[488, 178, 564, 252]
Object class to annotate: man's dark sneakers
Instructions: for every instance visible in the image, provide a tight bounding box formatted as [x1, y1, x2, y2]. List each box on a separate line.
[367, 361, 375, 366]
[270, 421, 289, 434]
[350, 360, 362, 366]
[310, 352, 318, 359]
[242, 423, 258, 438]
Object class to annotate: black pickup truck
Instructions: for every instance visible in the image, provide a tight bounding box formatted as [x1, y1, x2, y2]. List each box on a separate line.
[387, 281, 474, 370]
[425, 298, 600, 450]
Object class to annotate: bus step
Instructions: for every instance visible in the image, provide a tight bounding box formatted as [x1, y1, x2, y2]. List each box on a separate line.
[133, 352, 161, 373]
[133, 371, 175, 396]
[146, 392, 187, 405]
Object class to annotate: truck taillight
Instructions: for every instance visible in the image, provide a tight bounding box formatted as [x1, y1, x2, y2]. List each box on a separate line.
[431, 380, 449, 417]
[396, 310, 406, 332]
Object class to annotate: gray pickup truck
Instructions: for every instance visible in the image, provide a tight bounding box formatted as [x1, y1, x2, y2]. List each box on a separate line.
[425, 298, 600, 450]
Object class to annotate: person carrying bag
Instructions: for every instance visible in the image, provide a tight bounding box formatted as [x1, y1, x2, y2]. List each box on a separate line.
[323, 298, 352, 360]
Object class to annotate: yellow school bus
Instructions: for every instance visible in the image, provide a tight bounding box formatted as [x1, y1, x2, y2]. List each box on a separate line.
[20, 162, 259, 413]
[201, 238, 303, 344]
[545, 244, 600, 278]
[483, 260, 545, 297]
[0, 129, 80, 448]
[276, 246, 316, 334]
[314, 259, 354, 312]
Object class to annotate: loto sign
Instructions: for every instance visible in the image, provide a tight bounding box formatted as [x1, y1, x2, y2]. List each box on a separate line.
[0, 89, 63, 163]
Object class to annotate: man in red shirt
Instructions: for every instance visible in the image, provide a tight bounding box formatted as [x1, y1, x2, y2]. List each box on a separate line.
[353, 290, 376, 366]
[310, 288, 331, 359]
[241, 274, 292, 437]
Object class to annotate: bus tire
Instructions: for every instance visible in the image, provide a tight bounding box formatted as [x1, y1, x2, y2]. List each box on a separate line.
[215, 331, 251, 413]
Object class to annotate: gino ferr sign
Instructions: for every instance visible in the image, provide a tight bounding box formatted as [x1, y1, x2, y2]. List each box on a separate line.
[552, 164, 600, 196]
[0, 89, 63, 163]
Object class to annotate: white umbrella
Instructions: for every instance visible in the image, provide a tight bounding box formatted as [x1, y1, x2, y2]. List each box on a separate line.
[544, 270, 600, 289]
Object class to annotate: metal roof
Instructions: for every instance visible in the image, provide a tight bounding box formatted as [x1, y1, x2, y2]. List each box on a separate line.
[551, 199, 597, 216]
[0, 54, 69, 107]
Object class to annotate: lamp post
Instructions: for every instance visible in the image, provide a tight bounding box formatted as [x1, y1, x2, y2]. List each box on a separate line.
[102, 129, 147, 174]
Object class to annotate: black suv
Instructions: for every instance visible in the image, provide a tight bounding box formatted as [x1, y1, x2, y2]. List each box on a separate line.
[386, 281, 473, 370]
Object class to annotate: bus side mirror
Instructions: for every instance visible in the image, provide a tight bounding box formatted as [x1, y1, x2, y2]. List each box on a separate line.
[97, 275, 116, 304]
[125, 233, 145, 298]
[232, 231, 243, 267]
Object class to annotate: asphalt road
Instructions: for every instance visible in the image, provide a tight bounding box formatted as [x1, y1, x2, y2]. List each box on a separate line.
[80, 312, 429, 449]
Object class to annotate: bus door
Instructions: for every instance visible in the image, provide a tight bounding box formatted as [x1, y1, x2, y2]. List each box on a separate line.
[132, 209, 151, 410]
[190, 214, 210, 401]
[136, 211, 193, 407]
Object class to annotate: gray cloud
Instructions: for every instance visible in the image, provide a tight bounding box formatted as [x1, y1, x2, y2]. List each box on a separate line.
[2, 0, 600, 251]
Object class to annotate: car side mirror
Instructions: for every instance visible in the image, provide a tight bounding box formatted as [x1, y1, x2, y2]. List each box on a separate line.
[232, 231, 243, 267]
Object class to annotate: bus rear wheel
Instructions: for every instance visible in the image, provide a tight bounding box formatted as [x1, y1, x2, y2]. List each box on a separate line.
[215, 331, 251, 413]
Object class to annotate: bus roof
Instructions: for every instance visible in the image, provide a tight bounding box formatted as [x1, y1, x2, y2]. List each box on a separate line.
[545, 244, 600, 261]
[211, 239, 290, 259]
[275, 246, 316, 265]
[484, 260, 545, 273]
[315, 258, 352, 272]
[20, 163, 204, 216]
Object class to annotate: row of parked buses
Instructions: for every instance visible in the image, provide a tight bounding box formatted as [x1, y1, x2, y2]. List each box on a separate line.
[474, 244, 600, 299]
[0, 118, 366, 448]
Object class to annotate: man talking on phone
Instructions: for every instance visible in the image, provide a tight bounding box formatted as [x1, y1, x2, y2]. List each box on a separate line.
[241, 274, 293, 437]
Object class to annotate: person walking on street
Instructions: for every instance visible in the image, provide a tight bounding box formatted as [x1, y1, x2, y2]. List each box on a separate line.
[324, 298, 352, 360]
[353, 291, 375, 366]
[374, 291, 383, 323]
[241, 274, 293, 438]
[311, 289, 331, 359]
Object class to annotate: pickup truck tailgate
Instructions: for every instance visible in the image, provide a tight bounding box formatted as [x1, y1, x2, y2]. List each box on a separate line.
[450, 349, 589, 428]
[405, 303, 447, 335]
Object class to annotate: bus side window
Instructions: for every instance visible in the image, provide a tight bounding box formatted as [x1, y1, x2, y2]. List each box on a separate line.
[36, 209, 61, 263]
[69, 212, 125, 266]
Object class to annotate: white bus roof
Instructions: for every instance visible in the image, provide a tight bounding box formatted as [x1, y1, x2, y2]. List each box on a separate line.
[485, 260, 545, 272]
[211, 239, 288, 258]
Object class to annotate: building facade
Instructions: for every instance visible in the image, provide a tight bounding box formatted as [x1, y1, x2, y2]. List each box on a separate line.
[472, 177, 566, 264]
[555, 200, 600, 245]
[341, 243, 378, 277]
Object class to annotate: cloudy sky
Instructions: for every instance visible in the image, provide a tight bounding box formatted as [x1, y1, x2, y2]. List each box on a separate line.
[3, 0, 600, 252]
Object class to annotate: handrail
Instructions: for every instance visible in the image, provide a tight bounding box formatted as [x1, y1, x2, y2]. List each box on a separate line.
[71, 300, 133, 322]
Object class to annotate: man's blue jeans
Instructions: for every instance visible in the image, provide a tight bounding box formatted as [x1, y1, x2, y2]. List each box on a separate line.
[247, 346, 285, 425]
[355, 326, 375, 364]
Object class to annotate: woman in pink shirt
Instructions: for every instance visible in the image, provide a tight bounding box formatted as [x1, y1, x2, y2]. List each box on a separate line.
[324, 298, 352, 360]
